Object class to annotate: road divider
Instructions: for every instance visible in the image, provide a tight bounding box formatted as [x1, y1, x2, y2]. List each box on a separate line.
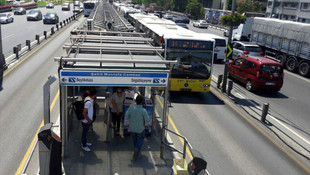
[2, 12, 83, 70]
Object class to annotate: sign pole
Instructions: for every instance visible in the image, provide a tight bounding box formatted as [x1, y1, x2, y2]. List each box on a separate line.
[222, 0, 236, 92]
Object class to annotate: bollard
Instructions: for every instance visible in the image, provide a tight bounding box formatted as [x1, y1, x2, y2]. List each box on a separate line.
[36, 35, 40, 44]
[51, 27, 54, 35]
[66, 19, 68, 23]
[60, 22, 62, 28]
[227, 80, 233, 96]
[26, 40, 31, 51]
[63, 20, 66, 26]
[13, 47, 19, 59]
[44, 31, 47, 39]
[261, 103, 269, 123]
[217, 75, 223, 89]
[56, 24, 59, 31]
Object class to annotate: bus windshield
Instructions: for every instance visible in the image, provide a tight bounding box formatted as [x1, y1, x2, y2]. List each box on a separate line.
[167, 51, 212, 79]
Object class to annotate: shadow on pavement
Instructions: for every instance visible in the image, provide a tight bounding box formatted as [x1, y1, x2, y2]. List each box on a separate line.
[170, 91, 225, 105]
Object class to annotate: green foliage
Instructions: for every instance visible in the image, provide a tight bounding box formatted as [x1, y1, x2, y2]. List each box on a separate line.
[226, 0, 232, 10]
[132, 0, 142, 4]
[186, 0, 204, 20]
[170, 0, 188, 12]
[36, 1, 47, 7]
[0, 0, 6, 6]
[219, 13, 246, 26]
[237, 0, 263, 13]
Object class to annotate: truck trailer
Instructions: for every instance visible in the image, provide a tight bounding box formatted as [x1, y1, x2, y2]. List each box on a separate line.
[251, 17, 310, 77]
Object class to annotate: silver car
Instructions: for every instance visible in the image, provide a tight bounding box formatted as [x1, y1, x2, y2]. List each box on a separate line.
[0, 13, 14, 24]
[27, 10, 43, 21]
[193, 20, 208, 28]
[232, 41, 263, 59]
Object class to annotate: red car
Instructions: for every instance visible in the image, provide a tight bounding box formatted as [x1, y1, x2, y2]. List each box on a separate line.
[228, 56, 284, 92]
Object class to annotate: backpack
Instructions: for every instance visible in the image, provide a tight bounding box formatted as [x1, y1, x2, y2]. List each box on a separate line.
[73, 100, 89, 120]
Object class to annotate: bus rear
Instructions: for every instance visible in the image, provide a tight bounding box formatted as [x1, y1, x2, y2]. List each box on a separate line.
[83, 1, 95, 17]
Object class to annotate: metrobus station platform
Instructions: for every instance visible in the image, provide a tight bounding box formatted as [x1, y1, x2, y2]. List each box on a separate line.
[62, 94, 175, 175]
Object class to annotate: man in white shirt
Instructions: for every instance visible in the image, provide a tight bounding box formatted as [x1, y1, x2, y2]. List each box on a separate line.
[81, 88, 97, 152]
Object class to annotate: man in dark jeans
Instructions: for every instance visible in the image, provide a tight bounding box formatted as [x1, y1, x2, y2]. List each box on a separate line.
[125, 94, 150, 160]
[81, 88, 97, 152]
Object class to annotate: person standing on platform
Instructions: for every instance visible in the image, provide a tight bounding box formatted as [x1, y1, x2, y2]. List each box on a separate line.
[81, 88, 97, 152]
[111, 88, 125, 136]
[125, 94, 150, 161]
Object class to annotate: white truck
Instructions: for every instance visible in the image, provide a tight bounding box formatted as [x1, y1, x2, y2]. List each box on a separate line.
[251, 17, 310, 77]
[232, 17, 254, 41]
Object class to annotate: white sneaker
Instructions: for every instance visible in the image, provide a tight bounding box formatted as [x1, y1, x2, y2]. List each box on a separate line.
[81, 146, 91, 152]
[86, 142, 92, 146]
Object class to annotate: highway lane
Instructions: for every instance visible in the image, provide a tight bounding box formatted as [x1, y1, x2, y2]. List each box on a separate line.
[0, 5, 74, 56]
[168, 92, 308, 174]
[0, 16, 85, 175]
[188, 23, 310, 140]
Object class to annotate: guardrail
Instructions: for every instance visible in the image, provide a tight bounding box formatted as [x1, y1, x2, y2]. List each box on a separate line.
[164, 127, 211, 175]
[3, 12, 82, 70]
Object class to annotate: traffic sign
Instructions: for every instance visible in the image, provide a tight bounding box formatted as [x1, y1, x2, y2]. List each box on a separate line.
[60, 70, 169, 87]
[226, 43, 233, 59]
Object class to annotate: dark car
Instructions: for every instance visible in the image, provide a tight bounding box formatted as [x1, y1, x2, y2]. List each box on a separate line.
[14, 7, 26, 15]
[172, 17, 183, 23]
[179, 16, 190, 24]
[27, 10, 42, 21]
[46, 3, 54, 8]
[228, 56, 284, 92]
[43, 12, 59, 24]
[175, 23, 188, 29]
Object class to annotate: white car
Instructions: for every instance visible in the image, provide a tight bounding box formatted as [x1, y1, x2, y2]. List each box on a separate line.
[163, 14, 173, 20]
[193, 20, 208, 28]
[0, 13, 14, 24]
[223, 29, 229, 37]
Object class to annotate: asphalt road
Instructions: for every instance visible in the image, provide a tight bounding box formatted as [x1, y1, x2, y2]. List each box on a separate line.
[0, 15, 84, 175]
[0, 5, 74, 56]
[188, 23, 310, 143]
[168, 91, 308, 174]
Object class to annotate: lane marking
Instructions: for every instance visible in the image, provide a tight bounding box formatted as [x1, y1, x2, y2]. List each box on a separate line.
[236, 92, 310, 146]
[210, 87, 310, 173]
[284, 70, 310, 83]
[3, 19, 74, 78]
[268, 114, 310, 145]
[156, 95, 193, 160]
[15, 90, 59, 175]
[2, 34, 14, 40]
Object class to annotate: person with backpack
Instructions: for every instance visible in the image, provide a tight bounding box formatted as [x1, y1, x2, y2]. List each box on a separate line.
[81, 88, 97, 152]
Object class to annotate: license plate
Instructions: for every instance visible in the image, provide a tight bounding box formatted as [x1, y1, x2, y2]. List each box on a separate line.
[265, 82, 275, 85]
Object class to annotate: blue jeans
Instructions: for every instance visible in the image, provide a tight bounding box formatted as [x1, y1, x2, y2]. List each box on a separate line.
[131, 131, 145, 151]
[81, 122, 90, 147]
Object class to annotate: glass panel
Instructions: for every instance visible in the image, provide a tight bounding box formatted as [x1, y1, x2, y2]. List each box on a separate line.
[167, 51, 212, 79]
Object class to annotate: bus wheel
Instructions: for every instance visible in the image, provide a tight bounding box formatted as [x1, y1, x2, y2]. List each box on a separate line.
[286, 56, 297, 72]
[298, 62, 310, 77]
[276, 54, 286, 65]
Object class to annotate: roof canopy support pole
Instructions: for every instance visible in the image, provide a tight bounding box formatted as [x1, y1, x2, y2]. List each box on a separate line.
[160, 65, 172, 159]
[60, 85, 67, 158]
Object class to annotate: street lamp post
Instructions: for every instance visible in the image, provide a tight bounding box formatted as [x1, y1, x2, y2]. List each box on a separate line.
[222, 0, 236, 92]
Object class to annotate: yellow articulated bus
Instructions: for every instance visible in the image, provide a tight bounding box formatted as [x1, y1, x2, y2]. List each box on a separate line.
[129, 13, 215, 92]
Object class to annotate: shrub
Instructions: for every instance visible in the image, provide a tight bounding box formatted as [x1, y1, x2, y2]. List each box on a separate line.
[219, 13, 246, 26]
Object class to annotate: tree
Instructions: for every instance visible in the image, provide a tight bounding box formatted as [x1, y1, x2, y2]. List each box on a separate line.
[0, 0, 6, 6]
[237, 0, 263, 13]
[186, 0, 204, 20]
[170, 0, 188, 12]
[226, 0, 232, 10]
